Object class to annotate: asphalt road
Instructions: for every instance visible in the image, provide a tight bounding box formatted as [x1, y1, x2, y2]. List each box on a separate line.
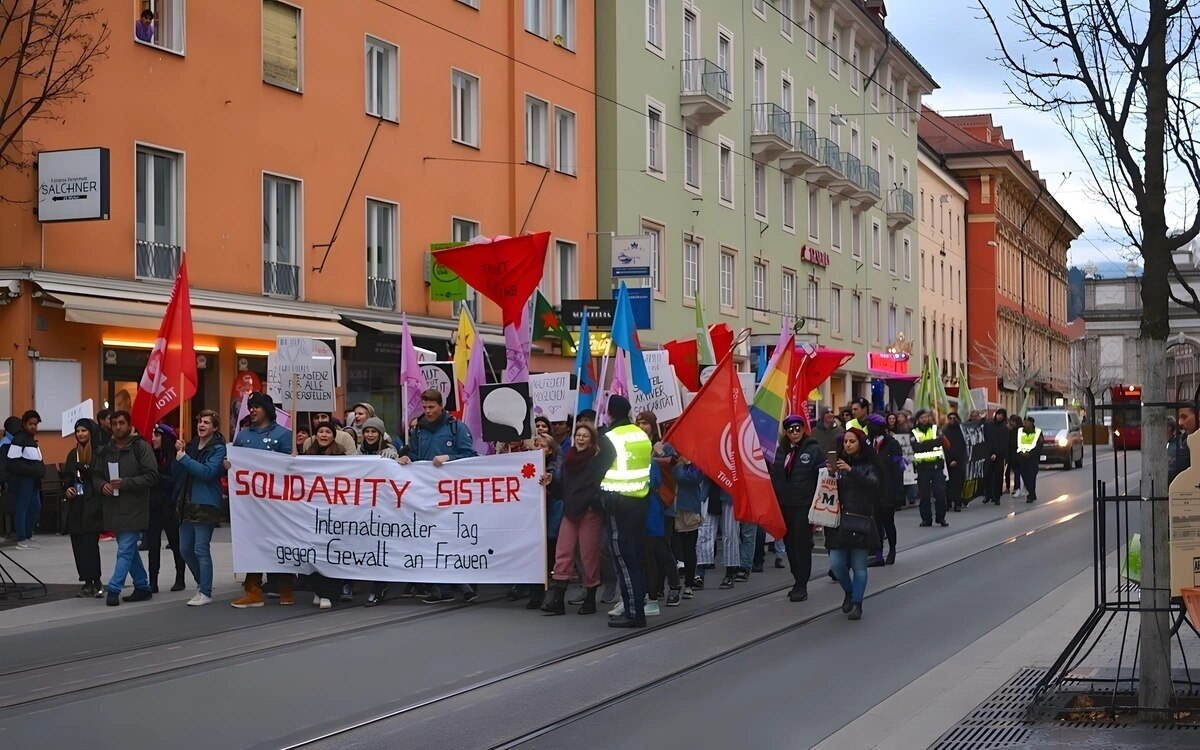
[0, 448, 1135, 750]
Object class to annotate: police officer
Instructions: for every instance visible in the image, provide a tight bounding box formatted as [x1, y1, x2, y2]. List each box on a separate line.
[912, 410, 949, 527]
[1015, 415, 1043, 503]
[598, 395, 653, 629]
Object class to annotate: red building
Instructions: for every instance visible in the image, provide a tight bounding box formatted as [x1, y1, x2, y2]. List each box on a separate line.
[920, 108, 1082, 413]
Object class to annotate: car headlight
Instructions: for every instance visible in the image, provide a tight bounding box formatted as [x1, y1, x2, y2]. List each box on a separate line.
[1056, 436, 1068, 447]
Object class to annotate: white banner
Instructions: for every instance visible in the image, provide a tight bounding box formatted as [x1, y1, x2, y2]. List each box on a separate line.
[226, 447, 547, 583]
[631, 350, 683, 422]
[530, 372, 574, 422]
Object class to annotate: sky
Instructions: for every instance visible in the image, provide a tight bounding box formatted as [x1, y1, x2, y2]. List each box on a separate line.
[883, 0, 1135, 270]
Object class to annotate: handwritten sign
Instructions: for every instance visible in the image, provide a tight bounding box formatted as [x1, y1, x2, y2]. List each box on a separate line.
[631, 351, 682, 422]
[422, 362, 457, 412]
[61, 398, 94, 437]
[268, 337, 335, 411]
[530, 372, 574, 422]
[226, 447, 546, 583]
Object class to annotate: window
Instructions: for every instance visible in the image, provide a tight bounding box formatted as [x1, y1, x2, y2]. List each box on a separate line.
[452, 218, 481, 316]
[366, 199, 397, 309]
[717, 31, 733, 96]
[451, 70, 480, 147]
[642, 223, 663, 294]
[830, 286, 842, 333]
[525, 97, 549, 166]
[870, 299, 881, 343]
[782, 177, 795, 231]
[808, 189, 819, 240]
[646, 0, 663, 49]
[851, 213, 862, 259]
[555, 107, 576, 175]
[135, 146, 182, 280]
[870, 53, 880, 109]
[719, 141, 734, 205]
[753, 59, 765, 104]
[753, 261, 767, 310]
[364, 37, 398, 121]
[719, 251, 736, 309]
[525, 0, 547, 37]
[685, 128, 700, 190]
[806, 12, 817, 57]
[683, 9, 697, 59]
[136, 0, 185, 53]
[779, 0, 792, 38]
[263, 1, 302, 91]
[263, 174, 300, 297]
[753, 0, 766, 17]
[904, 310, 913, 340]
[852, 292, 862, 339]
[831, 200, 842, 249]
[781, 78, 793, 118]
[903, 238, 912, 280]
[829, 30, 840, 76]
[808, 277, 819, 320]
[754, 164, 767, 219]
[555, 240, 578, 302]
[851, 47, 860, 92]
[683, 239, 700, 300]
[888, 231, 897, 273]
[887, 76, 896, 123]
[807, 94, 818, 129]
[647, 103, 664, 175]
[871, 221, 882, 268]
[888, 304, 898, 343]
[553, 0, 576, 50]
[457, 0, 480, 7]
[782, 271, 796, 317]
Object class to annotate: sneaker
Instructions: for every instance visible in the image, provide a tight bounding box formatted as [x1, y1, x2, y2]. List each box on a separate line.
[775, 558, 786, 569]
[279, 589, 295, 606]
[644, 600, 661, 617]
[665, 589, 681, 607]
[676, 560, 685, 571]
[461, 587, 478, 603]
[313, 594, 321, 606]
[608, 601, 625, 617]
[692, 575, 705, 590]
[122, 588, 153, 602]
[750, 564, 764, 573]
[318, 597, 333, 610]
[22, 540, 40, 550]
[719, 577, 735, 589]
[422, 591, 454, 604]
[187, 593, 212, 607]
[340, 583, 354, 602]
[231, 590, 265, 608]
[681, 586, 694, 599]
[77, 583, 94, 598]
[734, 570, 750, 583]
[14, 540, 28, 550]
[106, 590, 120, 606]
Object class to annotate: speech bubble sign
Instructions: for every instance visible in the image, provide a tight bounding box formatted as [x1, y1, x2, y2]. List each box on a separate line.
[481, 383, 532, 443]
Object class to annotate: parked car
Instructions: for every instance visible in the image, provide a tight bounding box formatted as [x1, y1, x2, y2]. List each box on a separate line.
[1027, 407, 1085, 469]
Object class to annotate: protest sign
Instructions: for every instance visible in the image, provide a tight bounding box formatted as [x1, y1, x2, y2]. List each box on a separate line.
[630, 350, 682, 421]
[530, 372, 574, 422]
[422, 361, 458, 412]
[958, 418, 988, 502]
[268, 337, 336, 411]
[226, 447, 547, 583]
[61, 398, 94, 437]
[481, 382, 533, 442]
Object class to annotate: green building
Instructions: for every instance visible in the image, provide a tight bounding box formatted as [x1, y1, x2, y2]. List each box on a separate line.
[595, 0, 935, 406]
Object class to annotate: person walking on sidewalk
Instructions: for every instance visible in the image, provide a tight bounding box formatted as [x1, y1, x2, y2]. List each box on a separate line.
[598, 395, 653, 629]
[866, 414, 904, 566]
[983, 409, 1009, 505]
[148, 424, 186, 594]
[1015, 416, 1044, 504]
[7, 410, 46, 549]
[827, 428, 881, 621]
[173, 410, 226, 607]
[63, 418, 104, 597]
[96, 411, 160, 606]
[770, 415, 822, 602]
[230, 392, 294, 608]
[911, 410, 949, 528]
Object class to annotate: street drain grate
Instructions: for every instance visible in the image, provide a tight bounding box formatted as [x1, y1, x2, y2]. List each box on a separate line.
[928, 667, 1043, 750]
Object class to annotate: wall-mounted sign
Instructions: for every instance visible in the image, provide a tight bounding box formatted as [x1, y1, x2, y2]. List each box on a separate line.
[868, 351, 910, 376]
[429, 243, 467, 301]
[801, 245, 830, 268]
[610, 286, 653, 330]
[610, 235, 652, 278]
[37, 147, 110, 222]
[560, 299, 617, 330]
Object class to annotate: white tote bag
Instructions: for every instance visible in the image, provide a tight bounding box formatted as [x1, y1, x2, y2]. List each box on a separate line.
[807, 467, 841, 528]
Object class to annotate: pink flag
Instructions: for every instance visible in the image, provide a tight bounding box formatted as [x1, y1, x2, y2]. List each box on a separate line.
[461, 326, 491, 456]
[233, 392, 250, 441]
[609, 348, 630, 399]
[503, 295, 533, 383]
[400, 314, 426, 427]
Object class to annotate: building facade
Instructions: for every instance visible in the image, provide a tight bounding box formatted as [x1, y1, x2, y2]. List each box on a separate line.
[919, 108, 1080, 414]
[0, 0, 596, 450]
[595, 0, 934, 405]
[916, 136, 968, 389]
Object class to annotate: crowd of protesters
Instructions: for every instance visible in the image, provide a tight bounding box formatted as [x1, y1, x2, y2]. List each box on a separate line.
[3, 390, 1193, 625]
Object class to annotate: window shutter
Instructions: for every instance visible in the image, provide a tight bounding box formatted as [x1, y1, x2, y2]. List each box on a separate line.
[262, 1, 300, 89]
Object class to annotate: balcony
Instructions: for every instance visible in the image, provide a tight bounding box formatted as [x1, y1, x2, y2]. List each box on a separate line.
[807, 138, 843, 187]
[750, 102, 792, 162]
[854, 165, 882, 210]
[679, 58, 731, 126]
[887, 187, 916, 229]
[135, 240, 181, 281]
[367, 276, 396, 310]
[780, 121, 821, 175]
[829, 153, 861, 200]
[263, 260, 300, 298]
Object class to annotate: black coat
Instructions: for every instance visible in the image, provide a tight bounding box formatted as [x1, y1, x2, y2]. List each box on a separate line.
[945, 424, 967, 473]
[825, 456, 881, 551]
[872, 435, 906, 508]
[983, 419, 1009, 459]
[771, 438, 823, 508]
[560, 448, 605, 519]
[63, 446, 104, 535]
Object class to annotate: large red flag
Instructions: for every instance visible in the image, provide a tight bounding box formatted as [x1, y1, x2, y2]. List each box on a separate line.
[131, 255, 197, 437]
[431, 232, 551, 326]
[789, 347, 853, 415]
[708, 323, 734, 363]
[663, 338, 700, 392]
[662, 351, 786, 540]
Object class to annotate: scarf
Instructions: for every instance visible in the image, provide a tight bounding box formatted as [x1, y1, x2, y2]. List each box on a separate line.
[565, 444, 597, 471]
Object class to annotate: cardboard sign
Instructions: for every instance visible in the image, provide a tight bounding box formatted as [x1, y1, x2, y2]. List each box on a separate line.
[530, 372, 575, 423]
[480, 382, 533, 443]
[268, 337, 336, 411]
[61, 398, 94, 437]
[421, 361, 457, 412]
[630, 351, 682, 422]
[1169, 430, 1200, 596]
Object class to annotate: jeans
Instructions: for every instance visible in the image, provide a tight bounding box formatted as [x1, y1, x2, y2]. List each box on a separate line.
[917, 464, 947, 523]
[179, 522, 215, 596]
[14, 481, 40, 541]
[108, 530, 150, 594]
[738, 522, 759, 570]
[828, 547, 869, 604]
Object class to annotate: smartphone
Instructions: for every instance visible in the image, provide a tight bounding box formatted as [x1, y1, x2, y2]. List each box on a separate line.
[826, 450, 839, 469]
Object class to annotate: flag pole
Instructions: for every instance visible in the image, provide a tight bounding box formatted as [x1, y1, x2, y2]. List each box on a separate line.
[290, 372, 299, 456]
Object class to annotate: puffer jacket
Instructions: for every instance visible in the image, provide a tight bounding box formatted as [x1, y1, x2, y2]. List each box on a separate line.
[771, 437, 823, 508]
[825, 454, 881, 550]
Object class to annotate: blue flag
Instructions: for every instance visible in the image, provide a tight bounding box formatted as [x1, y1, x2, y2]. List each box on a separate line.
[612, 281, 652, 394]
[575, 309, 596, 410]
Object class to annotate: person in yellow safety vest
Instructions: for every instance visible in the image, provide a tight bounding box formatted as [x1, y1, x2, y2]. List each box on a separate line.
[1015, 415, 1044, 504]
[911, 409, 950, 528]
[845, 398, 871, 433]
[597, 394, 652, 629]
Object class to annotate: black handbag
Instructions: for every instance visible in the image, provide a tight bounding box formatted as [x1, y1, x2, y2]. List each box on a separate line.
[840, 512, 875, 535]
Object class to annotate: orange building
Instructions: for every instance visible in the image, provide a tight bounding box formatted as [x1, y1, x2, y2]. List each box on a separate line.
[919, 108, 1081, 413]
[0, 0, 595, 452]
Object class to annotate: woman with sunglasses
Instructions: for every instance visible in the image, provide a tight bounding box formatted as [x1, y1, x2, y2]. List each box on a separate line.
[771, 415, 824, 602]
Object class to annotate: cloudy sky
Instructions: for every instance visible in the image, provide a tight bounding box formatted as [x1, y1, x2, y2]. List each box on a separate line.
[884, 0, 1133, 270]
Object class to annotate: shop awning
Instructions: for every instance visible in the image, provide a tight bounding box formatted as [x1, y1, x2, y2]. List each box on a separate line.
[45, 293, 357, 345]
[346, 317, 530, 350]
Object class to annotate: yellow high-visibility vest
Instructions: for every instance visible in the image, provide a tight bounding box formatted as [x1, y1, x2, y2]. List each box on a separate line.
[912, 425, 944, 464]
[1017, 428, 1042, 454]
[600, 424, 652, 498]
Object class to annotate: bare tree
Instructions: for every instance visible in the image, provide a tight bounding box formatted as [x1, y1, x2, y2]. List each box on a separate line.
[0, 0, 109, 197]
[972, 329, 1048, 408]
[1069, 335, 1119, 404]
[980, 0, 1200, 717]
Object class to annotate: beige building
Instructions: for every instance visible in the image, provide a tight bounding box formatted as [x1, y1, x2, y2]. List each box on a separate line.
[916, 137, 969, 389]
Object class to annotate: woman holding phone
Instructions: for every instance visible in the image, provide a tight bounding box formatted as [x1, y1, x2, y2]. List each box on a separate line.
[826, 427, 881, 621]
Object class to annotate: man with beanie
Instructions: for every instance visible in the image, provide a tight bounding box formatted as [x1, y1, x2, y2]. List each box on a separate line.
[771, 415, 823, 601]
[982, 408, 1009, 505]
[598, 394, 653, 628]
[230, 392, 294, 607]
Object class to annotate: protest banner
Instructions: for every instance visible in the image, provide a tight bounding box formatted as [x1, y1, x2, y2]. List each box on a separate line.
[958, 418, 988, 502]
[226, 447, 547, 583]
[530, 372, 574, 422]
[267, 337, 336, 411]
[481, 382, 533, 442]
[422, 361, 458, 412]
[630, 350, 682, 421]
[61, 398, 94, 437]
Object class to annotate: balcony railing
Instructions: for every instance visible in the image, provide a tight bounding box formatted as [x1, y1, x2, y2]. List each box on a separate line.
[135, 240, 181, 281]
[842, 153, 863, 186]
[680, 58, 730, 105]
[367, 276, 396, 310]
[863, 166, 881, 198]
[263, 260, 300, 298]
[818, 138, 842, 172]
[889, 187, 915, 217]
[752, 102, 792, 142]
[792, 122, 819, 158]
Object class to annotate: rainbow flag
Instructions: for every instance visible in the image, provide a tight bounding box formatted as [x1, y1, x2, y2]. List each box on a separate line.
[750, 335, 795, 465]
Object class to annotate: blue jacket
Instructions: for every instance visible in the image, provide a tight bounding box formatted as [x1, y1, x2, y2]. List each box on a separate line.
[405, 413, 476, 462]
[233, 421, 292, 454]
[672, 461, 708, 515]
[173, 435, 228, 509]
[646, 461, 665, 536]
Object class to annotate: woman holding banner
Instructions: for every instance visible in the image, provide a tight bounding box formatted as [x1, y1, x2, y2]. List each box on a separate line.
[305, 425, 350, 609]
[173, 410, 226, 607]
[361, 417, 401, 607]
[543, 424, 605, 615]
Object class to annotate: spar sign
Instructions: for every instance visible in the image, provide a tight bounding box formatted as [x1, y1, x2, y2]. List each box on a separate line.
[226, 447, 547, 583]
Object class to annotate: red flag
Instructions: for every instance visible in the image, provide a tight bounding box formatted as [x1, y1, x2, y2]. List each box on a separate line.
[663, 338, 700, 392]
[708, 323, 734, 363]
[662, 351, 786, 540]
[431, 232, 551, 326]
[131, 256, 197, 437]
[790, 347, 853, 414]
